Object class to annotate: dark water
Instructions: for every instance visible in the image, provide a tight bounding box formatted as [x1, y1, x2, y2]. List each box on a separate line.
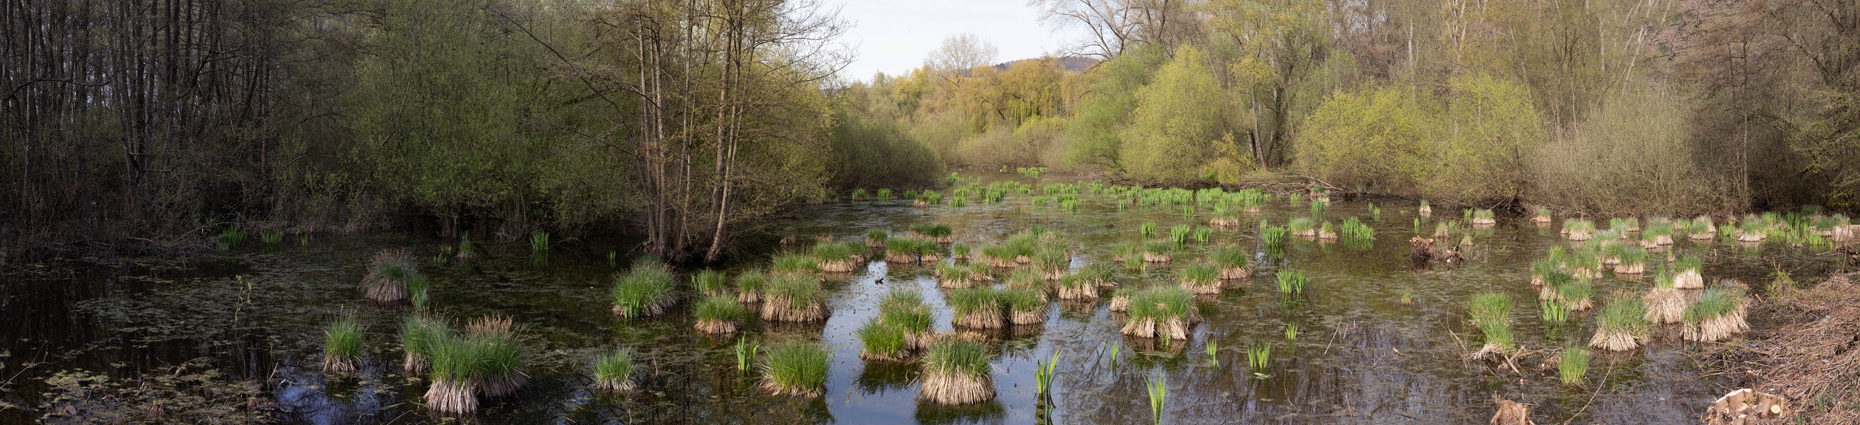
[0, 172, 1840, 424]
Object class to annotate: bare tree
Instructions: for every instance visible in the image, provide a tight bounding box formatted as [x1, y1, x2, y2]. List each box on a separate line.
[1029, 0, 1196, 59]
[926, 33, 1000, 72]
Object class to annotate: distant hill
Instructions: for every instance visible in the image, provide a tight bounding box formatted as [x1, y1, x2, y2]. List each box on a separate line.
[994, 56, 1099, 73]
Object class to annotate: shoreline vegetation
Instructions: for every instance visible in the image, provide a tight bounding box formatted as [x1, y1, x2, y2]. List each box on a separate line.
[3, 0, 1857, 265]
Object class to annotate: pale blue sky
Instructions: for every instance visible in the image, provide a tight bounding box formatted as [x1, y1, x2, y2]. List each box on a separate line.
[833, 0, 1068, 82]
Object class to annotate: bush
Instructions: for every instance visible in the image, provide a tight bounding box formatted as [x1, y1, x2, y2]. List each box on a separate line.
[827, 107, 945, 189]
[1530, 86, 1733, 214]
[1296, 83, 1435, 195]
[1067, 45, 1167, 170]
[1298, 74, 1542, 204]
[1120, 45, 1239, 185]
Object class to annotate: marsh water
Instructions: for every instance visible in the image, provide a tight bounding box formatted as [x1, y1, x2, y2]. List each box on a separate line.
[0, 172, 1841, 424]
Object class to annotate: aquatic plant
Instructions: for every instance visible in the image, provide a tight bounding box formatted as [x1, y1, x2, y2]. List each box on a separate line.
[1558, 347, 1590, 386]
[1682, 286, 1749, 342]
[852, 188, 868, 200]
[408, 275, 430, 311]
[1288, 217, 1316, 237]
[759, 340, 830, 397]
[1034, 350, 1060, 398]
[592, 348, 636, 392]
[322, 315, 363, 374]
[454, 234, 474, 260]
[1672, 255, 1704, 289]
[1146, 373, 1168, 425]
[771, 252, 817, 275]
[1031, 246, 1071, 280]
[1643, 268, 1687, 324]
[1418, 200, 1432, 216]
[530, 231, 550, 252]
[761, 273, 826, 322]
[1210, 246, 1250, 279]
[1001, 287, 1047, 326]
[1247, 343, 1272, 371]
[1285, 324, 1299, 340]
[1142, 240, 1174, 263]
[951, 242, 971, 260]
[1260, 221, 1289, 246]
[1555, 276, 1595, 311]
[1169, 225, 1192, 246]
[937, 262, 978, 288]
[1178, 262, 1221, 295]
[734, 337, 759, 373]
[1589, 294, 1651, 351]
[1471, 209, 1496, 226]
[1276, 270, 1307, 294]
[857, 319, 911, 361]
[734, 269, 768, 303]
[217, 227, 246, 250]
[866, 229, 889, 248]
[1608, 244, 1647, 274]
[910, 223, 955, 243]
[1317, 222, 1337, 240]
[876, 188, 892, 201]
[1563, 219, 1596, 241]
[425, 329, 489, 414]
[949, 288, 1003, 329]
[921, 334, 995, 405]
[361, 249, 419, 302]
[400, 314, 450, 375]
[1535, 207, 1552, 223]
[1140, 222, 1158, 239]
[1468, 292, 1513, 328]
[691, 270, 728, 296]
[466, 315, 527, 398]
[1541, 299, 1570, 322]
[1056, 275, 1098, 300]
[1400, 289, 1414, 305]
[694, 295, 745, 334]
[260, 231, 283, 247]
[1340, 217, 1375, 241]
[884, 237, 924, 263]
[814, 241, 863, 272]
[1121, 286, 1201, 340]
[612, 266, 677, 319]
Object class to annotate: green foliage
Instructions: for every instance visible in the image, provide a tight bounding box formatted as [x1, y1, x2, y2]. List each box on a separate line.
[1035, 350, 1061, 397]
[1122, 46, 1245, 184]
[695, 295, 745, 322]
[1068, 45, 1168, 169]
[760, 341, 830, 395]
[1248, 343, 1272, 370]
[324, 315, 363, 361]
[857, 319, 909, 359]
[612, 267, 676, 319]
[217, 228, 246, 250]
[1559, 347, 1591, 385]
[1145, 373, 1168, 425]
[1298, 74, 1543, 203]
[594, 348, 635, 385]
[1277, 270, 1307, 294]
[735, 337, 759, 372]
[924, 337, 991, 379]
[1210, 246, 1249, 269]
[530, 232, 549, 252]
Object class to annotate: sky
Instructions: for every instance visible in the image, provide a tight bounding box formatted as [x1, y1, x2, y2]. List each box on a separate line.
[832, 0, 1071, 82]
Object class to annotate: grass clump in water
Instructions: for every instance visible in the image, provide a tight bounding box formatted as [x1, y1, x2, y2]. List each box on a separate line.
[761, 273, 826, 322]
[949, 288, 1003, 329]
[1588, 294, 1651, 351]
[1178, 262, 1220, 295]
[1169, 225, 1193, 246]
[1140, 222, 1157, 239]
[694, 295, 745, 334]
[361, 249, 420, 302]
[592, 348, 636, 392]
[1146, 372, 1168, 425]
[1120, 286, 1201, 340]
[1682, 285, 1749, 342]
[692, 270, 729, 296]
[734, 269, 768, 303]
[1211, 246, 1250, 279]
[814, 241, 863, 272]
[217, 227, 247, 250]
[1276, 270, 1307, 294]
[400, 314, 450, 375]
[1558, 347, 1590, 386]
[1001, 287, 1047, 326]
[771, 252, 817, 275]
[1607, 244, 1647, 274]
[1247, 343, 1271, 371]
[611, 266, 676, 319]
[759, 340, 830, 397]
[857, 319, 911, 361]
[1142, 240, 1174, 263]
[921, 334, 994, 405]
[1288, 217, 1316, 237]
[322, 315, 363, 374]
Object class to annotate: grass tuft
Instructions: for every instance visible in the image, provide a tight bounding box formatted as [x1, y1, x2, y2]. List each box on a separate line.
[760, 340, 830, 397]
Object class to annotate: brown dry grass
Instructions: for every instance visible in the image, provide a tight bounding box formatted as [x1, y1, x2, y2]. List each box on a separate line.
[1708, 273, 1860, 425]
